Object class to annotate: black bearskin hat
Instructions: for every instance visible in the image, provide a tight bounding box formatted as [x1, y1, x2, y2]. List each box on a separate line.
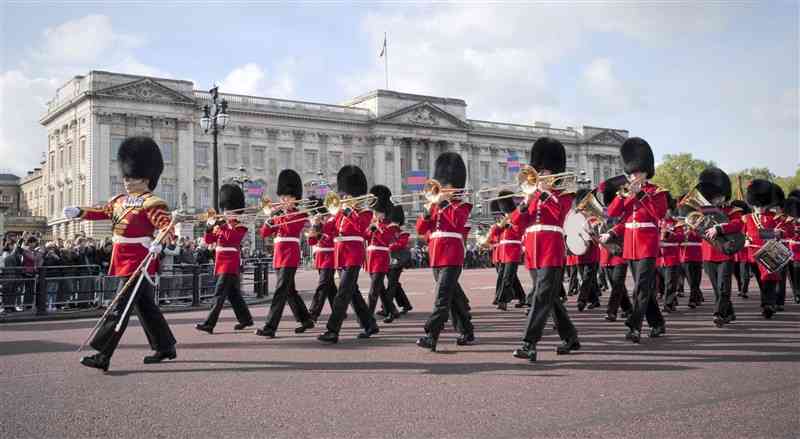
[696, 167, 732, 202]
[389, 205, 405, 226]
[784, 197, 800, 218]
[788, 189, 800, 200]
[746, 179, 779, 208]
[369, 185, 393, 215]
[118, 136, 164, 190]
[337, 165, 368, 197]
[277, 169, 303, 199]
[489, 198, 503, 216]
[219, 184, 245, 211]
[433, 152, 467, 189]
[496, 190, 516, 214]
[306, 195, 326, 215]
[774, 184, 785, 206]
[730, 199, 751, 214]
[620, 137, 655, 179]
[530, 137, 566, 174]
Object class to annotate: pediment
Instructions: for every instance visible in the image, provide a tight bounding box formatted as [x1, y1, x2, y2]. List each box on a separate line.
[94, 78, 195, 105]
[587, 130, 627, 145]
[376, 102, 469, 130]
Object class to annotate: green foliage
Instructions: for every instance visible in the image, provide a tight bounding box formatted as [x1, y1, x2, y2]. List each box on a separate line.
[731, 167, 799, 199]
[651, 153, 716, 196]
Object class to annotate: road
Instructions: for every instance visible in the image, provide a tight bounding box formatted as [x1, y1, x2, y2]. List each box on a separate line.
[1, 268, 798, 439]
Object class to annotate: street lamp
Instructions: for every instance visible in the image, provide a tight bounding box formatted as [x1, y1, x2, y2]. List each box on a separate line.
[200, 86, 229, 211]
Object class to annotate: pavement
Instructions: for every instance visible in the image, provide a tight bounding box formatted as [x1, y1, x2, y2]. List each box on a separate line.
[1, 267, 799, 439]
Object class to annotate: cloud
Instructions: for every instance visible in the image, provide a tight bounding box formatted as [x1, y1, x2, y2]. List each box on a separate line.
[219, 60, 296, 98]
[579, 58, 643, 114]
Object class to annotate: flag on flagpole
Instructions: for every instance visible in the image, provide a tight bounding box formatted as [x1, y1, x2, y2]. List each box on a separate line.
[379, 34, 387, 57]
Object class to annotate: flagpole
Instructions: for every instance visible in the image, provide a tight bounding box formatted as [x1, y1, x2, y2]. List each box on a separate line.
[384, 32, 389, 89]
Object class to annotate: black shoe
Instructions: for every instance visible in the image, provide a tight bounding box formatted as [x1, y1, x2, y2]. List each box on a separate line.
[416, 335, 438, 352]
[512, 342, 537, 362]
[776, 305, 784, 312]
[556, 338, 580, 354]
[376, 310, 387, 317]
[497, 302, 508, 311]
[741, 293, 748, 299]
[688, 301, 697, 309]
[318, 331, 339, 344]
[195, 323, 214, 334]
[80, 353, 110, 372]
[234, 321, 254, 330]
[649, 325, 665, 338]
[143, 349, 176, 364]
[621, 310, 631, 319]
[456, 333, 477, 346]
[713, 315, 724, 327]
[255, 328, 276, 338]
[383, 313, 399, 324]
[762, 305, 775, 319]
[604, 313, 617, 322]
[514, 302, 527, 308]
[357, 325, 379, 339]
[662, 304, 674, 313]
[295, 320, 315, 334]
[401, 306, 413, 314]
[625, 328, 641, 344]
[588, 301, 600, 310]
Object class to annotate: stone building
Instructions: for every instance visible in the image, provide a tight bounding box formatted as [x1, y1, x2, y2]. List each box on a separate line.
[37, 70, 627, 238]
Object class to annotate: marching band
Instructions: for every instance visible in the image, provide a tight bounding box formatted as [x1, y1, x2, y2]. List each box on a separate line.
[65, 134, 799, 371]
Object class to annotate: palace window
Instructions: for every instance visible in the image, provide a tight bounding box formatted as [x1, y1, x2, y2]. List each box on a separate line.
[111, 177, 124, 196]
[279, 148, 292, 170]
[197, 184, 210, 210]
[329, 152, 342, 173]
[111, 136, 124, 160]
[241, 145, 250, 167]
[225, 144, 238, 167]
[81, 184, 86, 205]
[498, 162, 508, 182]
[195, 142, 209, 167]
[161, 183, 176, 208]
[305, 150, 319, 171]
[161, 142, 174, 163]
[353, 154, 367, 169]
[67, 145, 73, 166]
[252, 147, 266, 169]
[480, 161, 490, 183]
[80, 137, 86, 160]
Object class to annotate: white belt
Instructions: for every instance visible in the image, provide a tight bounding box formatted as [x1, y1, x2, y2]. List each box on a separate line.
[625, 222, 656, 229]
[681, 242, 702, 247]
[215, 246, 239, 252]
[525, 225, 564, 234]
[274, 237, 300, 244]
[312, 246, 334, 254]
[335, 236, 365, 243]
[112, 236, 152, 248]
[367, 245, 390, 252]
[430, 231, 464, 241]
[499, 240, 522, 245]
[660, 243, 679, 247]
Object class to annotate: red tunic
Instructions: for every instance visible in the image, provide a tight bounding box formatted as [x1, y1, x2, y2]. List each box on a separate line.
[510, 189, 573, 269]
[742, 212, 786, 281]
[699, 206, 743, 262]
[608, 183, 668, 260]
[659, 217, 685, 267]
[497, 222, 523, 264]
[599, 245, 625, 267]
[415, 200, 472, 267]
[389, 231, 410, 253]
[488, 224, 501, 265]
[307, 216, 336, 270]
[333, 208, 373, 269]
[366, 219, 399, 274]
[204, 221, 248, 275]
[681, 228, 704, 263]
[786, 218, 800, 262]
[79, 192, 172, 276]
[260, 209, 307, 268]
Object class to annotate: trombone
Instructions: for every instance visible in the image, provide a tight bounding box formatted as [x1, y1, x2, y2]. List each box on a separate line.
[323, 192, 378, 216]
[392, 179, 471, 207]
[261, 197, 320, 217]
[485, 165, 576, 201]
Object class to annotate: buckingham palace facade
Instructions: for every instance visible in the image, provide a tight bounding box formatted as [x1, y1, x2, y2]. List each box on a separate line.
[36, 70, 628, 238]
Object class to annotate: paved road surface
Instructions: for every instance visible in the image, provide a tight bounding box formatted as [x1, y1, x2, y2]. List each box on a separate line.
[1, 268, 798, 439]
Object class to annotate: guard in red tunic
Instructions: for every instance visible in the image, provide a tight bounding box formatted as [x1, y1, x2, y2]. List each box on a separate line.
[742, 180, 788, 318]
[486, 204, 503, 306]
[493, 191, 526, 310]
[365, 185, 401, 323]
[784, 192, 800, 304]
[603, 137, 668, 343]
[574, 188, 601, 312]
[692, 168, 743, 327]
[659, 193, 685, 313]
[256, 169, 314, 338]
[318, 166, 380, 344]
[597, 178, 631, 322]
[382, 205, 413, 315]
[730, 200, 752, 299]
[415, 152, 474, 352]
[511, 137, 580, 362]
[195, 184, 254, 334]
[677, 199, 705, 308]
[65, 136, 176, 371]
[307, 196, 337, 322]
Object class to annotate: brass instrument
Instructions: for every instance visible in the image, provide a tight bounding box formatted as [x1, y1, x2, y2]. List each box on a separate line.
[173, 197, 270, 224]
[571, 191, 623, 256]
[617, 174, 648, 198]
[392, 179, 471, 207]
[682, 210, 746, 255]
[678, 188, 713, 211]
[261, 197, 319, 217]
[323, 192, 377, 216]
[485, 165, 576, 201]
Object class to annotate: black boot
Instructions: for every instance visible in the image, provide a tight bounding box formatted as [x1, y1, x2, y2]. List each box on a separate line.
[234, 321, 253, 330]
[383, 312, 400, 324]
[195, 323, 214, 334]
[143, 348, 176, 364]
[762, 305, 775, 319]
[577, 301, 586, 312]
[318, 331, 339, 344]
[255, 328, 276, 338]
[604, 313, 617, 322]
[357, 325, 380, 339]
[649, 325, 666, 338]
[295, 320, 315, 334]
[713, 315, 725, 328]
[625, 327, 641, 344]
[497, 302, 507, 311]
[588, 301, 600, 310]
[456, 333, 477, 346]
[80, 353, 110, 372]
[512, 342, 537, 362]
[556, 338, 580, 354]
[400, 306, 413, 314]
[416, 334, 438, 352]
[376, 310, 387, 317]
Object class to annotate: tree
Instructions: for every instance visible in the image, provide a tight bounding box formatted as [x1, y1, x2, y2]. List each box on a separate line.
[651, 153, 716, 196]
[730, 167, 799, 199]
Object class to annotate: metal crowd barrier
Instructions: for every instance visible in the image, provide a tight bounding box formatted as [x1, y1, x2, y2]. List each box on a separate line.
[0, 258, 272, 318]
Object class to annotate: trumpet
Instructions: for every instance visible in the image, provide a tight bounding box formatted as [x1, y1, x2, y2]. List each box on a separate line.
[617, 174, 648, 198]
[323, 192, 377, 216]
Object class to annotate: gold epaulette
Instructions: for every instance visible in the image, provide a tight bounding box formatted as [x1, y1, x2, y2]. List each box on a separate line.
[142, 194, 168, 210]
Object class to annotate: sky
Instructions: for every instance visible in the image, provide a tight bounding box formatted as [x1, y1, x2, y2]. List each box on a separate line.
[1, 1, 798, 178]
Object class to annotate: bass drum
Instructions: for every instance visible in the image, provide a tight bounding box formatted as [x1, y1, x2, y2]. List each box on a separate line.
[564, 209, 592, 256]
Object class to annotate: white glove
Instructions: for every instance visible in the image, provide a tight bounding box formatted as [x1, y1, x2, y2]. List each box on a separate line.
[599, 233, 611, 244]
[206, 218, 217, 227]
[63, 207, 81, 219]
[148, 243, 163, 255]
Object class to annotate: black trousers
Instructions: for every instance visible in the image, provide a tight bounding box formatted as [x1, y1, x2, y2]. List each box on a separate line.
[605, 264, 631, 315]
[386, 266, 411, 310]
[577, 263, 600, 305]
[326, 267, 376, 334]
[683, 261, 704, 304]
[263, 267, 311, 331]
[203, 274, 253, 328]
[661, 265, 680, 307]
[777, 268, 787, 306]
[497, 262, 524, 304]
[493, 264, 503, 303]
[567, 265, 579, 295]
[91, 276, 176, 358]
[309, 268, 337, 319]
[791, 262, 800, 301]
[761, 280, 777, 307]
[704, 261, 734, 319]
[522, 267, 577, 345]
[598, 266, 610, 291]
[424, 266, 474, 337]
[368, 272, 399, 316]
[627, 259, 665, 331]
[526, 269, 538, 305]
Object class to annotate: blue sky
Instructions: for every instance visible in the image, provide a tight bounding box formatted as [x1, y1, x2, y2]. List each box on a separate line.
[1, 1, 797, 177]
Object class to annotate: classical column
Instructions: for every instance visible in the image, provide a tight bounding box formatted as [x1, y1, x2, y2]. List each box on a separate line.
[427, 139, 436, 174]
[393, 137, 402, 195]
[373, 136, 386, 186]
[293, 130, 305, 176]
